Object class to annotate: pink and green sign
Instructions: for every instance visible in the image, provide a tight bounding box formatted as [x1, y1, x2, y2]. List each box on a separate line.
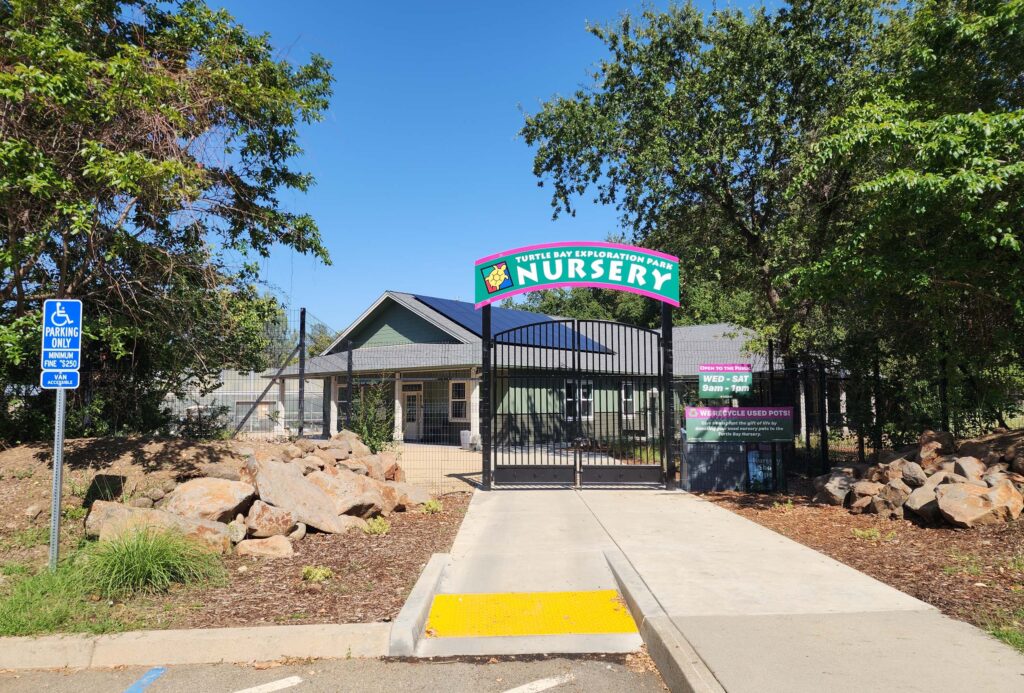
[698, 363, 753, 398]
[685, 406, 793, 443]
[474, 241, 680, 308]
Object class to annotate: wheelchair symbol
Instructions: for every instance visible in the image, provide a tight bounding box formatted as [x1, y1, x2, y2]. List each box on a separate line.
[50, 302, 72, 327]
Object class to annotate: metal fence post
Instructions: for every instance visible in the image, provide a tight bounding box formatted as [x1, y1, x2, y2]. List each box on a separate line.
[661, 303, 677, 489]
[345, 339, 354, 429]
[297, 307, 306, 438]
[768, 339, 779, 492]
[818, 362, 830, 472]
[481, 304, 492, 490]
[872, 359, 883, 456]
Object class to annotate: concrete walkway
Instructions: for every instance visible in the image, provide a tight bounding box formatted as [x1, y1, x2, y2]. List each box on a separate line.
[433, 488, 1024, 691]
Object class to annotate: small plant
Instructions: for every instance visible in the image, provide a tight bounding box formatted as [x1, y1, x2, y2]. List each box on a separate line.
[363, 517, 390, 536]
[772, 499, 794, 512]
[11, 526, 49, 548]
[301, 565, 333, 583]
[942, 550, 983, 577]
[1008, 555, 1024, 573]
[11, 468, 34, 480]
[66, 476, 90, 499]
[423, 499, 443, 514]
[80, 529, 225, 598]
[62, 506, 88, 522]
[851, 527, 881, 541]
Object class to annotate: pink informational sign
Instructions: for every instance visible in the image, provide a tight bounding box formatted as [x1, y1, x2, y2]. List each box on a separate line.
[698, 363, 752, 373]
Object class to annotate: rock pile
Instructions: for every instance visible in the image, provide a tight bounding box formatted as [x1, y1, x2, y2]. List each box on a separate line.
[814, 430, 1024, 528]
[85, 430, 432, 557]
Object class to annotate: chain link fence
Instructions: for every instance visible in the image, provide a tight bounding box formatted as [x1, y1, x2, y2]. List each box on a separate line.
[162, 307, 336, 439]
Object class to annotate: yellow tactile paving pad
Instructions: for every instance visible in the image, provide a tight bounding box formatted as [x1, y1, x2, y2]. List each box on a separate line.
[424, 590, 639, 638]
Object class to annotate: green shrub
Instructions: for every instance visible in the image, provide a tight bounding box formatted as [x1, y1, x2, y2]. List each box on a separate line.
[351, 377, 395, 453]
[301, 565, 333, 583]
[363, 517, 390, 536]
[423, 499, 442, 514]
[80, 529, 225, 599]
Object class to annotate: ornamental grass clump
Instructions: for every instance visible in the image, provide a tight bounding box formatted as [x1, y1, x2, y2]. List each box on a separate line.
[80, 529, 225, 599]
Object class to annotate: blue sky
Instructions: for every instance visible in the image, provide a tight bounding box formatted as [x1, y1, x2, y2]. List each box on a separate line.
[215, 1, 720, 331]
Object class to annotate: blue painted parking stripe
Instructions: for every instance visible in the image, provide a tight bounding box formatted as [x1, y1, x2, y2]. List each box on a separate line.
[124, 666, 167, 693]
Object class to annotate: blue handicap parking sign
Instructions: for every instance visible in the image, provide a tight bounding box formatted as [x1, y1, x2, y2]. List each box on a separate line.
[40, 299, 82, 389]
[41, 370, 80, 389]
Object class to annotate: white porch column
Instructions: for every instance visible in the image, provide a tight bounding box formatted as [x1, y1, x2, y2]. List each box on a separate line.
[840, 384, 850, 438]
[275, 378, 287, 436]
[393, 372, 403, 441]
[799, 378, 808, 440]
[324, 376, 338, 436]
[470, 367, 481, 445]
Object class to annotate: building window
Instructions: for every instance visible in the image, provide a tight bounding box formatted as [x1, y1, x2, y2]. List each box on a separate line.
[621, 381, 636, 419]
[449, 381, 469, 422]
[565, 379, 593, 421]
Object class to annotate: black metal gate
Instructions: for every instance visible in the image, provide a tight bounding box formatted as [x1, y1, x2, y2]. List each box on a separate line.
[486, 319, 667, 486]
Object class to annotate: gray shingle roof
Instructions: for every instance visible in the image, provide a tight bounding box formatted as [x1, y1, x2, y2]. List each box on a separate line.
[281, 320, 776, 379]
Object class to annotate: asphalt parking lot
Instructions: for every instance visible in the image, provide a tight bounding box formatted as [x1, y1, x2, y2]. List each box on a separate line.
[0, 654, 665, 693]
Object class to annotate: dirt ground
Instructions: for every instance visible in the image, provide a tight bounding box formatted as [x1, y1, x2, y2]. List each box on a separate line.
[0, 436, 469, 629]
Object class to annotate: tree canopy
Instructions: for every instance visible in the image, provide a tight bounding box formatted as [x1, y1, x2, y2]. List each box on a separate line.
[0, 0, 333, 440]
[522, 0, 1024, 436]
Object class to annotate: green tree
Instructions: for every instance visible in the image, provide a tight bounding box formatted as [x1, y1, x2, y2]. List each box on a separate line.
[521, 1, 886, 354]
[798, 0, 1024, 435]
[0, 0, 333, 440]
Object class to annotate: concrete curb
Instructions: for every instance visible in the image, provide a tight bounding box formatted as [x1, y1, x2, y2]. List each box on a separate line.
[388, 552, 448, 656]
[0, 623, 389, 671]
[604, 550, 725, 693]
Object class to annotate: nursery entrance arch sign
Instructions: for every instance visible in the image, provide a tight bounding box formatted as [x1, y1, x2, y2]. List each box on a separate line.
[474, 241, 680, 308]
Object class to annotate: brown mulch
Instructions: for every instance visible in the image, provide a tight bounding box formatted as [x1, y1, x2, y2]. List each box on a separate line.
[704, 478, 1024, 631]
[133, 493, 470, 629]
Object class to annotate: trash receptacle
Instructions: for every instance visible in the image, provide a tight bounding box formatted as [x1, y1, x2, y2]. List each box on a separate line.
[459, 430, 471, 450]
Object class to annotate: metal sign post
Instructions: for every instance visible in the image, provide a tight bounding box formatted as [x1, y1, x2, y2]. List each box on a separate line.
[40, 298, 83, 571]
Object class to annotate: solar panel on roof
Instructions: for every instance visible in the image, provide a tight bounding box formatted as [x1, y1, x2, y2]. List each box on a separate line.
[412, 294, 610, 353]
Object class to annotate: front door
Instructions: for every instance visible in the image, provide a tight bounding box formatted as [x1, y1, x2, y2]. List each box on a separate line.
[403, 391, 422, 441]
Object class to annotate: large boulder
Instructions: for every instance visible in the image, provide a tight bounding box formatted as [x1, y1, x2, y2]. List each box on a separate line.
[307, 470, 384, 518]
[813, 469, 855, 506]
[236, 535, 293, 558]
[359, 455, 387, 482]
[246, 458, 362, 534]
[379, 452, 401, 481]
[386, 481, 431, 508]
[245, 500, 296, 538]
[919, 430, 956, 454]
[890, 460, 927, 488]
[935, 480, 1024, 528]
[337, 459, 369, 476]
[161, 478, 255, 523]
[196, 461, 244, 482]
[85, 500, 230, 553]
[294, 438, 317, 454]
[953, 457, 986, 483]
[851, 481, 883, 499]
[869, 479, 912, 519]
[333, 429, 371, 457]
[905, 486, 939, 523]
[313, 446, 351, 465]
